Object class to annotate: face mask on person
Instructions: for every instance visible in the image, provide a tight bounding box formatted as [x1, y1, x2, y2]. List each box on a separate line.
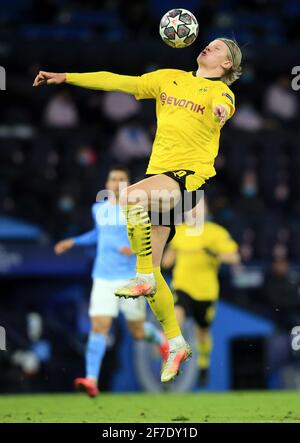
[77, 149, 96, 166]
[242, 184, 257, 197]
[58, 196, 74, 212]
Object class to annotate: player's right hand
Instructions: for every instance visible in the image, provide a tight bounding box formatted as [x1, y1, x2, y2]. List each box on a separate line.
[33, 71, 66, 87]
[54, 239, 75, 255]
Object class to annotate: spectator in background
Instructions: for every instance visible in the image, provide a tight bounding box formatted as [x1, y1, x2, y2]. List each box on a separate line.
[272, 181, 290, 213]
[74, 145, 100, 202]
[235, 170, 264, 222]
[272, 242, 289, 260]
[110, 118, 152, 164]
[76, 145, 98, 168]
[263, 257, 300, 330]
[102, 91, 141, 123]
[231, 100, 264, 132]
[264, 75, 298, 125]
[57, 192, 75, 215]
[44, 90, 79, 128]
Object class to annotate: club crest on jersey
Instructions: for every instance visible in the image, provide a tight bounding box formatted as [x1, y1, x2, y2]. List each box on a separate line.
[160, 92, 205, 114]
[222, 92, 234, 104]
[199, 87, 208, 93]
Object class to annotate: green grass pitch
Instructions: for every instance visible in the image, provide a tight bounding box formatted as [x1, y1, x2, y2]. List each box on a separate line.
[0, 391, 300, 423]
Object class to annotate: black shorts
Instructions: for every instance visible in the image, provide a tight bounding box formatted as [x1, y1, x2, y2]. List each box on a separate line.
[146, 170, 206, 242]
[174, 289, 217, 328]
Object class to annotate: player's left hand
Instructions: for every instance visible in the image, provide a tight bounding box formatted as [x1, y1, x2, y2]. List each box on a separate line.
[213, 105, 228, 127]
[119, 246, 133, 256]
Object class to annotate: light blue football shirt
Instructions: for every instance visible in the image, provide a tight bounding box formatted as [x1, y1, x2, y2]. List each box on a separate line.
[74, 200, 136, 280]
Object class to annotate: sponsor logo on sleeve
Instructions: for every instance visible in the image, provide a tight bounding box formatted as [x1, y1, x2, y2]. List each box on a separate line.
[222, 92, 234, 104]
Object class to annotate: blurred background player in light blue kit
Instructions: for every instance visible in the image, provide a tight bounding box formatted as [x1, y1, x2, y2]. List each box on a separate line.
[54, 165, 168, 397]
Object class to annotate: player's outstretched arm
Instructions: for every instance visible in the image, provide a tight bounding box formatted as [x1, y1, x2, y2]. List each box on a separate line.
[33, 70, 140, 95]
[54, 238, 75, 255]
[65, 71, 140, 95]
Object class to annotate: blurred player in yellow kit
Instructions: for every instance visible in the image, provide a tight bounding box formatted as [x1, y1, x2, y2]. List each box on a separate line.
[33, 38, 242, 382]
[163, 201, 240, 385]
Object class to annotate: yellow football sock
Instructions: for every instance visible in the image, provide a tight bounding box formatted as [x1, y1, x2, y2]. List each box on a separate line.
[124, 203, 153, 274]
[146, 267, 182, 339]
[197, 334, 212, 369]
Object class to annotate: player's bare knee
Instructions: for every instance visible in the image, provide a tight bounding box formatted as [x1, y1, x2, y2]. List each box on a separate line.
[175, 305, 186, 326]
[198, 327, 209, 341]
[92, 323, 109, 334]
[127, 321, 144, 340]
[133, 330, 144, 340]
[120, 185, 148, 209]
[119, 186, 143, 206]
[91, 317, 111, 335]
[119, 187, 130, 206]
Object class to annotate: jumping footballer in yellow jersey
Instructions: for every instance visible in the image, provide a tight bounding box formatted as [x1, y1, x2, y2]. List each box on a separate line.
[163, 202, 240, 385]
[33, 38, 242, 383]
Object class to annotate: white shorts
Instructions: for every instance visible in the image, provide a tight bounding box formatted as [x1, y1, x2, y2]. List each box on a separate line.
[88, 278, 146, 321]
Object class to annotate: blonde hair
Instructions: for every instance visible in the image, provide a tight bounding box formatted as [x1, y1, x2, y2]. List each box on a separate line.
[218, 38, 242, 85]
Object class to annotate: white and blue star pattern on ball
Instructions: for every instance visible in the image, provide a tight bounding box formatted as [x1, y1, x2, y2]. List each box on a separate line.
[159, 8, 199, 49]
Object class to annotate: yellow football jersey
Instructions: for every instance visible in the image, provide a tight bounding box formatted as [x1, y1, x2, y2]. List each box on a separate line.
[66, 69, 235, 191]
[170, 221, 238, 301]
[135, 69, 235, 190]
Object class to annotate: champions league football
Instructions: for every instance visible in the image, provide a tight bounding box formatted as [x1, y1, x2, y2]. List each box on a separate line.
[159, 8, 199, 48]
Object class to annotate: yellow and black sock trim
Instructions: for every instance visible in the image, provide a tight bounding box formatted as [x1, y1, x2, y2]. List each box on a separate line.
[124, 204, 153, 273]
